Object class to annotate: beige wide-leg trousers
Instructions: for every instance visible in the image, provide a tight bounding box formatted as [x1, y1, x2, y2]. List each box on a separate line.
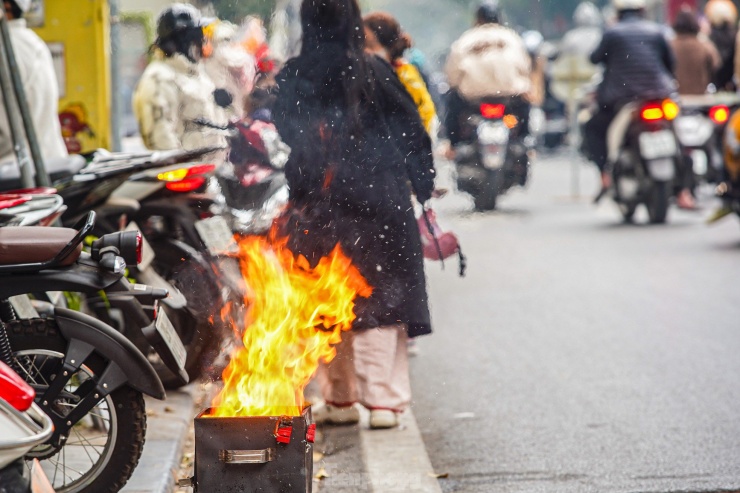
[315, 324, 411, 412]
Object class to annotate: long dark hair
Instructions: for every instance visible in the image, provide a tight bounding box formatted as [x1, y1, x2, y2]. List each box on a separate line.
[300, 0, 373, 133]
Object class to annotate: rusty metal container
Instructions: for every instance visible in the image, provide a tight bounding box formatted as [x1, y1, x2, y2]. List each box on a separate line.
[193, 407, 314, 493]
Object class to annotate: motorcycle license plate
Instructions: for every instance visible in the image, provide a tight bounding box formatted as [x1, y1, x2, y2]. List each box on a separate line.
[154, 309, 187, 370]
[478, 121, 510, 145]
[481, 145, 506, 169]
[195, 216, 236, 255]
[639, 130, 677, 160]
[125, 221, 155, 271]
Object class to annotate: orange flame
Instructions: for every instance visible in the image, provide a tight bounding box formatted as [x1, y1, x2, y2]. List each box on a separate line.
[209, 234, 372, 417]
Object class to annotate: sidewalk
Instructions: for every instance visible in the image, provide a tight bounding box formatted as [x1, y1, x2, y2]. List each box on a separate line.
[120, 383, 442, 493]
[121, 384, 205, 493]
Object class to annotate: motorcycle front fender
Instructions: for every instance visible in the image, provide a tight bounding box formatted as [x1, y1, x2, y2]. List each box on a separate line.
[54, 307, 166, 400]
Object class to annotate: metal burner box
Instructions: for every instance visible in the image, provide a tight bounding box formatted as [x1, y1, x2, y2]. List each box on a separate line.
[193, 407, 314, 493]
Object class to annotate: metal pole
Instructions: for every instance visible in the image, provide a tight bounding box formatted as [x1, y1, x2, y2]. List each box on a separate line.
[0, 3, 50, 186]
[0, 5, 32, 187]
[109, 0, 122, 151]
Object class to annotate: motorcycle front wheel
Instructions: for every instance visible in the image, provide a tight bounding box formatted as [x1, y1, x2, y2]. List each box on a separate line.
[7, 318, 147, 493]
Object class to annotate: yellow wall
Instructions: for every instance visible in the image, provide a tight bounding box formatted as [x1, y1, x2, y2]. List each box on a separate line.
[32, 0, 111, 152]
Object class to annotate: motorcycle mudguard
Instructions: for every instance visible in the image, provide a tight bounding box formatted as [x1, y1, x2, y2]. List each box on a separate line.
[53, 307, 166, 400]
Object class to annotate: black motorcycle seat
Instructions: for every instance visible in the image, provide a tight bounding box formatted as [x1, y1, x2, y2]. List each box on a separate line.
[0, 227, 81, 266]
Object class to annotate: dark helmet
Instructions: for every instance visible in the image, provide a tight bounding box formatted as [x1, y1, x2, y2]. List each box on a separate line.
[156, 3, 204, 42]
[476, 0, 502, 24]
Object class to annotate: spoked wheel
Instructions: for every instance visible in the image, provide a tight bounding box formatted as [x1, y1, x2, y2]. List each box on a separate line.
[7, 319, 146, 493]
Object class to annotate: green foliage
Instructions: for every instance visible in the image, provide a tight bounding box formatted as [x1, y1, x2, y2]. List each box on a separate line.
[209, 0, 276, 23]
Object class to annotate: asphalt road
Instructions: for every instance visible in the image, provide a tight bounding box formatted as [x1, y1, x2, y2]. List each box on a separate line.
[412, 152, 740, 493]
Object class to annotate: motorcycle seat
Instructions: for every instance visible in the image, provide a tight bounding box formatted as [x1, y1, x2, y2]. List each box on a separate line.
[0, 227, 81, 267]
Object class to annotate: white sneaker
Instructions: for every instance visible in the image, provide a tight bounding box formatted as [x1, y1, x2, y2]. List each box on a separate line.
[312, 402, 360, 425]
[369, 409, 399, 429]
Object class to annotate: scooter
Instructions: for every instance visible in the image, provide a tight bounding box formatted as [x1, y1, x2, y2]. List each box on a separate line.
[0, 212, 185, 493]
[0, 360, 54, 493]
[452, 96, 532, 210]
[598, 98, 682, 224]
[674, 93, 740, 187]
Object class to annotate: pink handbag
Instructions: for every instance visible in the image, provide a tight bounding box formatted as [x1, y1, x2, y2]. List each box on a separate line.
[417, 208, 466, 276]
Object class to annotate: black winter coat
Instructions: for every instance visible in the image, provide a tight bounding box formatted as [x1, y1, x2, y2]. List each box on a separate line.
[273, 49, 436, 338]
[590, 13, 676, 108]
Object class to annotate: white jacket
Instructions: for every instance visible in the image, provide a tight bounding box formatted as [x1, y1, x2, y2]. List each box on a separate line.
[0, 19, 68, 181]
[445, 24, 532, 100]
[133, 53, 226, 151]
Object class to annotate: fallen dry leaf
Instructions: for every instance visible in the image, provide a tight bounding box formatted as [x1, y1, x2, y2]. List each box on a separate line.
[314, 467, 329, 480]
[165, 406, 176, 413]
[428, 472, 449, 479]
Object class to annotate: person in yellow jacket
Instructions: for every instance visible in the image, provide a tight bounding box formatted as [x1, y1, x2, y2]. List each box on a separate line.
[363, 12, 437, 137]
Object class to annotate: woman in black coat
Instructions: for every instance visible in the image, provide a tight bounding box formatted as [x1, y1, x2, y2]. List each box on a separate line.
[273, 0, 435, 429]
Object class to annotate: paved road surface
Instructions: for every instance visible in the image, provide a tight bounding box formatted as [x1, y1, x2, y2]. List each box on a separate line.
[412, 152, 740, 493]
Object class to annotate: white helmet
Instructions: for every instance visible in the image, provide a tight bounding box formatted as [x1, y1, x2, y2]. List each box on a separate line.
[10, 0, 32, 13]
[574, 2, 602, 27]
[612, 0, 647, 11]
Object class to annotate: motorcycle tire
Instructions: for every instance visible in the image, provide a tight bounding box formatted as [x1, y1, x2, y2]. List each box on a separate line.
[646, 180, 671, 224]
[619, 203, 637, 222]
[6, 318, 147, 493]
[474, 170, 499, 211]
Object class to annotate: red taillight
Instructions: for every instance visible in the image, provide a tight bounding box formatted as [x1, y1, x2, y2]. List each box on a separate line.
[710, 105, 730, 124]
[0, 360, 34, 412]
[159, 163, 216, 193]
[480, 103, 505, 119]
[135, 232, 143, 265]
[165, 176, 207, 192]
[641, 103, 665, 121]
[640, 99, 679, 122]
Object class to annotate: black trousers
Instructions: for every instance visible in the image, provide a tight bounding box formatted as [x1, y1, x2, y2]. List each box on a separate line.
[583, 104, 617, 172]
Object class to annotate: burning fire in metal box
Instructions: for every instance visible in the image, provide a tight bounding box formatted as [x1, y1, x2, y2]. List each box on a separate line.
[181, 232, 371, 492]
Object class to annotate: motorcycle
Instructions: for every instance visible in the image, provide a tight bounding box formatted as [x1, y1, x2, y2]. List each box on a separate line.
[62, 148, 234, 388]
[716, 106, 740, 226]
[452, 96, 532, 210]
[0, 211, 186, 492]
[0, 360, 54, 493]
[674, 93, 740, 187]
[600, 98, 682, 224]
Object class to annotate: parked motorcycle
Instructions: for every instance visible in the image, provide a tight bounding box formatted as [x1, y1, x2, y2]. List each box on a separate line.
[452, 97, 532, 210]
[192, 118, 290, 235]
[0, 360, 54, 493]
[674, 94, 740, 187]
[599, 98, 682, 224]
[49, 149, 231, 388]
[0, 212, 185, 492]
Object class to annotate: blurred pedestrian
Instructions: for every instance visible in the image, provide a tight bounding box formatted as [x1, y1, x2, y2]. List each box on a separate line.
[202, 20, 257, 119]
[0, 0, 68, 187]
[273, 0, 436, 429]
[133, 3, 226, 151]
[363, 12, 438, 136]
[671, 7, 721, 95]
[705, 0, 737, 91]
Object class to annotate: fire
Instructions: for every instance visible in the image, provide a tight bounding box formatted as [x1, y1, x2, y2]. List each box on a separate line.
[209, 233, 372, 417]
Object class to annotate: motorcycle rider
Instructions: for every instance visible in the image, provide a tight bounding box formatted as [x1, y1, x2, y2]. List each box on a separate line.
[584, 0, 694, 209]
[444, 0, 531, 153]
[0, 0, 69, 185]
[133, 3, 225, 151]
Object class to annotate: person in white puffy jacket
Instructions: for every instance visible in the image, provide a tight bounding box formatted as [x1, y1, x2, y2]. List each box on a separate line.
[0, 0, 69, 187]
[133, 4, 225, 151]
[444, 0, 531, 148]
